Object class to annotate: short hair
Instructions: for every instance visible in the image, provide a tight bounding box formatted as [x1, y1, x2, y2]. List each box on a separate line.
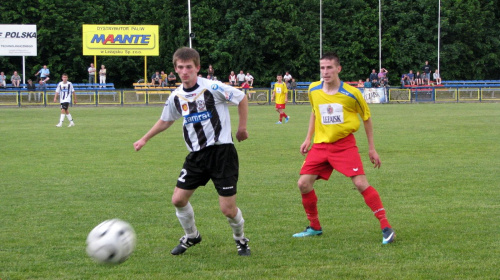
[320, 52, 341, 66]
[62, 73, 68, 77]
[173, 47, 200, 68]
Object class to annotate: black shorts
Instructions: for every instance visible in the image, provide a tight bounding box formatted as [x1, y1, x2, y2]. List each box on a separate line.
[176, 144, 239, 196]
[60, 102, 70, 110]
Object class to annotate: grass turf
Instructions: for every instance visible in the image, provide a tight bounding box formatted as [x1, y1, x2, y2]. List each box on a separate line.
[0, 103, 499, 279]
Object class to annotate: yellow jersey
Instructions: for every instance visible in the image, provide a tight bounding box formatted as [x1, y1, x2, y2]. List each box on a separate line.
[273, 82, 288, 104]
[308, 81, 371, 144]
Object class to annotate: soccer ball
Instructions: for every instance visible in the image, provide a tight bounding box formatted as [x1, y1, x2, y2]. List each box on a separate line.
[86, 219, 136, 264]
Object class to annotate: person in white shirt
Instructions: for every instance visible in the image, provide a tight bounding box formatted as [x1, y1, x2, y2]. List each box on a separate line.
[54, 73, 77, 127]
[133, 47, 251, 257]
[88, 63, 96, 84]
[245, 72, 254, 86]
[236, 70, 246, 86]
[283, 71, 292, 84]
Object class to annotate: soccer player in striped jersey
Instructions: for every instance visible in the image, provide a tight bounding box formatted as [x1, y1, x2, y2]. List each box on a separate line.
[271, 74, 290, 124]
[53, 73, 76, 127]
[293, 52, 395, 244]
[134, 47, 251, 256]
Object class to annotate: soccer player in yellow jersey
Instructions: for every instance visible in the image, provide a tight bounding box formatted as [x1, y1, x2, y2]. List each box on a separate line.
[292, 52, 395, 244]
[271, 74, 290, 124]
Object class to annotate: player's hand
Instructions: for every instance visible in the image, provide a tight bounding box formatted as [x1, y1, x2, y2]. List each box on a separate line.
[300, 140, 311, 156]
[133, 139, 146, 151]
[236, 128, 248, 142]
[369, 149, 381, 168]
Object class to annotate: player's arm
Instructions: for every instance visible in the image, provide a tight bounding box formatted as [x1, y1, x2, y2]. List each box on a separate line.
[300, 112, 315, 155]
[236, 95, 248, 142]
[284, 86, 288, 103]
[73, 91, 77, 104]
[363, 117, 381, 168]
[134, 119, 175, 151]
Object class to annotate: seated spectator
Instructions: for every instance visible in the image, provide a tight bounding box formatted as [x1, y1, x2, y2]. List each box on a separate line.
[241, 81, 250, 89]
[27, 79, 38, 102]
[160, 71, 168, 87]
[283, 71, 292, 84]
[357, 79, 364, 87]
[245, 72, 254, 86]
[228, 71, 237, 86]
[151, 71, 161, 86]
[364, 78, 372, 88]
[420, 71, 427, 86]
[290, 78, 297, 90]
[0, 72, 6, 88]
[11, 71, 21, 87]
[167, 71, 177, 86]
[407, 70, 415, 86]
[206, 74, 212, 80]
[400, 74, 409, 86]
[378, 68, 388, 86]
[38, 78, 49, 90]
[213, 76, 218, 81]
[415, 71, 422, 86]
[433, 69, 442, 85]
[237, 70, 245, 86]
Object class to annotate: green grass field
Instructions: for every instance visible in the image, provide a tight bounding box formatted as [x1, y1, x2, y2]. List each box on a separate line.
[1, 103, 499, 279]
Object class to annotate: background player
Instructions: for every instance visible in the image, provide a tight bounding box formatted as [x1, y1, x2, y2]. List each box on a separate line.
[271, 74, 289, 124]
[133, 47, 251, 256]
[53, 73, 76, 127]
[293, 52, 395, 244]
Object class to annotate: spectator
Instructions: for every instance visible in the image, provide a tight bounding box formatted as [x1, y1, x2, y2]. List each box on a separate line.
[415, 71, 422, 86]
[27, 79, 38, 102]
[369, 69, 378, 84]
[241, 80, 250, 89]
[237, 70, 246, 86]
[271, 73, 289, 124]
[245, 72, 254, 86]
[133, 46, 250, 257]
[228, 71, 237, 86]
[400, 74, 409, 86]
[35, 65, 50, 83]
[407, 70, 415, 86]
[99, 65, 107, 86]
[39, 78, 49, 91]
[88, 63, 96, 84]
[433, 69, 442, 85]
[151, 71, 161, 87]
[160, 71, 168, 87]
[207, 64, 214, 77]
[420, 71, 427, 86]
[357, 79, 364, 88]
[422, 61, 432, 85]
[207, 74, 213, 81]
[284, 71, 292, 84]
[11, 71, 21, 87]
[167, 71, 177, 86]
[0, 72, 6, 88]
[54, 73, 76, 127]
[290, 78, 297, 90]
[364, 78, 372, 88]
[378, 68, 388, 86]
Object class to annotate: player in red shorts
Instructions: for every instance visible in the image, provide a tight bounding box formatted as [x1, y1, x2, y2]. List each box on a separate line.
[271, 74, 289, 124]
[293, 52, 395, 244]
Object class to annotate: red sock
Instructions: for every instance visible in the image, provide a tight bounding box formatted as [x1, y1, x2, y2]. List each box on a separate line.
[362, 186, 391, 229]
[301, 190, 321, 230]
[283, 112, 288, 118]
[279, 113, 284, 122]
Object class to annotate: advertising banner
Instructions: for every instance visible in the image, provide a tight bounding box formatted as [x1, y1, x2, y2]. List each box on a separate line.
[361, 88, 388, 103]
[82, 25, 159, 56]
[0, 24, 37, 56]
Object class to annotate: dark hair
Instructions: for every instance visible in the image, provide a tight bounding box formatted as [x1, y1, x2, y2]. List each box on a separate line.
[320, 52, 341, 65]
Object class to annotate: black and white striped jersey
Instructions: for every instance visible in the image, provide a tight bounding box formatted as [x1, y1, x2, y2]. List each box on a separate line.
[55, 82, 75, 103]
[160, 77, 246, 152]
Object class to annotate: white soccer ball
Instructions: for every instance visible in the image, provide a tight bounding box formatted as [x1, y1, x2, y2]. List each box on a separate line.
[86, 219, 136, 264]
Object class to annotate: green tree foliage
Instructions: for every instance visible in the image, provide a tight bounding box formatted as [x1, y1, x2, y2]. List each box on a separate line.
[1, 0, 499, 87]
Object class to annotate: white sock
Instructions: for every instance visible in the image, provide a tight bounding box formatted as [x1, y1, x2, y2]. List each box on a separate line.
[66, 114, 73, 122]
[227, 208, 245, 240]
[175, 202, 198, 238]
[59, 114, 65, 123]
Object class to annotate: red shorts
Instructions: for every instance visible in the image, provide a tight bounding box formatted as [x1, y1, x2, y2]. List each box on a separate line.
[300, 134, 365, 180]
[275, 103, 286, 109]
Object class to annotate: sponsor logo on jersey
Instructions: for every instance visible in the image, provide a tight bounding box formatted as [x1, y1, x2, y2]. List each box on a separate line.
[182, 104, 188, 111]
[184, 111, 212, 124]
[185, 93, 196, 98]
[211, 84, 219, 90]
[197, 100, 206, 111]
[224, 91, 234, 101]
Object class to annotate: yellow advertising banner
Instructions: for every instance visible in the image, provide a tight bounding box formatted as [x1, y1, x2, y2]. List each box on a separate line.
[82, 25, 159, 56]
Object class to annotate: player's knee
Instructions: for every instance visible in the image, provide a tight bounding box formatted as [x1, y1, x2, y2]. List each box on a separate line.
[297, 178, 314, 194]
[171, 196, 188, 208]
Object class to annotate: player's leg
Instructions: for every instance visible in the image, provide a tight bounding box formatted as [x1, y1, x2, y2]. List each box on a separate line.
[65, 108, 75, 127]
[219, 195, 250, 256]
[351, 175, 394, 244]
[57, 107, 66, 127]
[293, 174, 323, 237]
[171, 187, 202, 255]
